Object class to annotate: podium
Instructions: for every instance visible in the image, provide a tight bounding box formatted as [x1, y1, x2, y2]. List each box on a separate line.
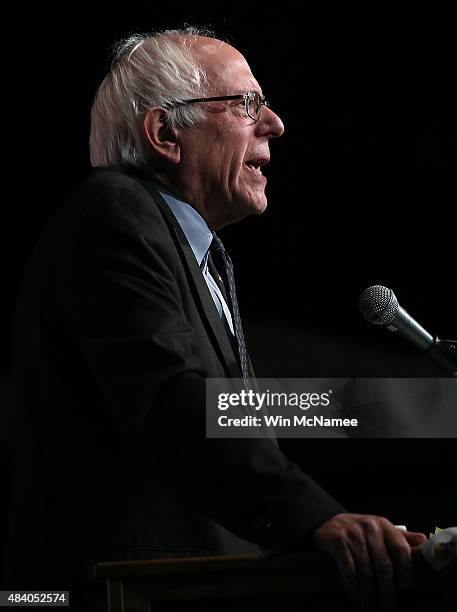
[91, 551, 455, 611]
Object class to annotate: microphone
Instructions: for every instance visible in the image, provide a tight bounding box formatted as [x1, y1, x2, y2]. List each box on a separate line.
[359, 285, 457, 375]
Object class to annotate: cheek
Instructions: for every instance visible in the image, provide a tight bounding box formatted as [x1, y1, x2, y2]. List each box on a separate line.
[219, 151, 242, 193]
[202, 127, 250, 196]
[222, 131, 248, 181]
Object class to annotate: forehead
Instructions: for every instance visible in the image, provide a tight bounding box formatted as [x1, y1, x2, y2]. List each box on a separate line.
[191, 37, 262, 94]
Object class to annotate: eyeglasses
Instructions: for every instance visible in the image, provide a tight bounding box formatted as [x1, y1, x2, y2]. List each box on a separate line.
[180, 90, 269, 121]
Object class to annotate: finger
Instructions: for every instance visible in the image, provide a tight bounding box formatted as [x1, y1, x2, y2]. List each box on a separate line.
[366, 523, 396, 609]
[403, 530, 427, 547]
[384, 527, 413, 590]
[332, 543, 359, 604]
[349, 531, 376, 611]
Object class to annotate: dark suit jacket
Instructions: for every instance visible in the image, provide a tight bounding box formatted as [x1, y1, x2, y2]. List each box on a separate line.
[5, 168, 345, 590]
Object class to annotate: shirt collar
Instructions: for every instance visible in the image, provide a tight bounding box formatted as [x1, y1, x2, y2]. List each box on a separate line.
[156, 186, 212, 266]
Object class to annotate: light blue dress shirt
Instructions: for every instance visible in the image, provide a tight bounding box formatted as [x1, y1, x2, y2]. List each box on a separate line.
[157, 186, 234, 335]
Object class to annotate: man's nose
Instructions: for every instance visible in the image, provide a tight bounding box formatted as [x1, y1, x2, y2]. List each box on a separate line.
[257, 106, 285, 138]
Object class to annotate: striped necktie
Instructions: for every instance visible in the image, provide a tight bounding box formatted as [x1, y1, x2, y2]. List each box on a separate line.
[210, 232, 251, 385]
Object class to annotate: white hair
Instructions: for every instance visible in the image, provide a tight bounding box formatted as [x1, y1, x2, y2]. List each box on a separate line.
[89, 27, 216, 169]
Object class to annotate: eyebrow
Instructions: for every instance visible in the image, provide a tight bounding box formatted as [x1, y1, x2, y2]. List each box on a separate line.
[248, 84, 263, 95]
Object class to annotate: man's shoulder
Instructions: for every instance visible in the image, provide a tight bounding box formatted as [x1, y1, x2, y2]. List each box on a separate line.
[76, 167, 161, 209]
[81, 166, 150, 189]
[67, 167, 170, 234]
[27, 168, 176, 268]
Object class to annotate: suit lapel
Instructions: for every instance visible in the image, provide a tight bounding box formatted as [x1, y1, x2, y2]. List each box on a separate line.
[137, 178, 241, 378]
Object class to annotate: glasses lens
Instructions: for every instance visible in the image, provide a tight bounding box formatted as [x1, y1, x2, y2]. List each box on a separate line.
[247, 92, 261, 119]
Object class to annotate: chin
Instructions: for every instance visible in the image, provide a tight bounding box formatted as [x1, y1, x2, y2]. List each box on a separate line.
[218, 193, 267, 228]
[235, 199, 267, 223]
[247, 195, 268, 215]
[241, 186, 268, 211]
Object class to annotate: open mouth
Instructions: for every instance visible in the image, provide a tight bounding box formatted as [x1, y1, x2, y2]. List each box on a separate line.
[244, 158, 269, 176]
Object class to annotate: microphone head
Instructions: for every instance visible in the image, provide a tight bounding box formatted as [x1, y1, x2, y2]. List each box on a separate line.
[359, 285, 399, 325]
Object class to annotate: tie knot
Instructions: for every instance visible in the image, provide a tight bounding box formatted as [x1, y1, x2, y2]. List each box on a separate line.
[211, 232, 225, 255]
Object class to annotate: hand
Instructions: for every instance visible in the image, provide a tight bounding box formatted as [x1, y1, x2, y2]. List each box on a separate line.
[311, 513, 427, 611]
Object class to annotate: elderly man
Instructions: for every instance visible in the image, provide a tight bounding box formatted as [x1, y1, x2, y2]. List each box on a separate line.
[7, 28, 425, 609]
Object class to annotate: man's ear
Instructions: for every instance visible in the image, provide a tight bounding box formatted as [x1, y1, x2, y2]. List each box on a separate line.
[143, 108, 180, 164]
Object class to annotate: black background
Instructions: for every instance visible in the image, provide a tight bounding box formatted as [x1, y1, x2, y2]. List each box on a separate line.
[2, 6, 455, 548]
